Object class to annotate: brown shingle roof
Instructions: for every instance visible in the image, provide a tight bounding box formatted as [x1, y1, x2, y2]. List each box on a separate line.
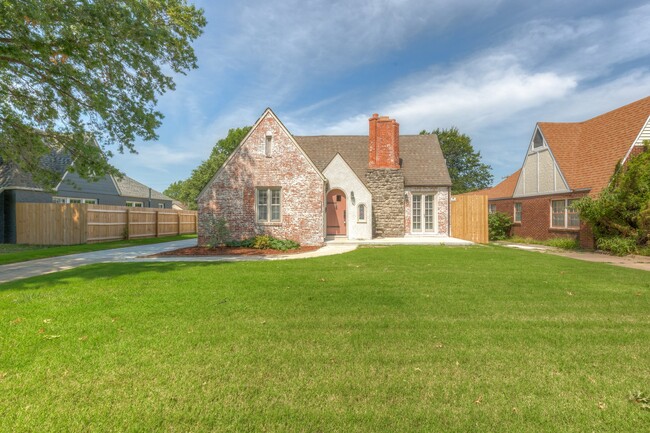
[460, 169, 521, 200]
[539, 96, 650, 195]
[294, 135, 452, 187]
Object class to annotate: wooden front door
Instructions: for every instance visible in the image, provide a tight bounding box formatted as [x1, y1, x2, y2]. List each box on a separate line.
[326, 189, 347, 236]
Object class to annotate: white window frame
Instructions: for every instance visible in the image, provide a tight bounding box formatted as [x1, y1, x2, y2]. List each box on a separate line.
[411, 193, 437, 233]
[550, 199, 580, 229]
[488, 204, 497, 214]
[53, 197, 97, 204]
[126, 201, 143, 208]
[357, 203, 367, 223]
[256, 187, 281, 223]
[158, 203, 165, 209]
[514, 203, 522, 223]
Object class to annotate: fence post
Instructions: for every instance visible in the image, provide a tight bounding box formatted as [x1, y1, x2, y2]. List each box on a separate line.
[177, 211, 181, 236]
[155, 210, 159, 238]
[126, 207, 131, 240]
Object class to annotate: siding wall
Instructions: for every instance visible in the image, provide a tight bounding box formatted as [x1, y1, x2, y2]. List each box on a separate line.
[514, 147, 569, 197]
[633, 117, 650, 146]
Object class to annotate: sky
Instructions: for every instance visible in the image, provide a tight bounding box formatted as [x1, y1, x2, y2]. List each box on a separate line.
[112, 0, 650, 193]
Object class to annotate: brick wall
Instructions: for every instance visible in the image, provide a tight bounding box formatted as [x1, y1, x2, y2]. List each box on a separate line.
[491, 191, 594, 248]
[198, 112, 325, 246]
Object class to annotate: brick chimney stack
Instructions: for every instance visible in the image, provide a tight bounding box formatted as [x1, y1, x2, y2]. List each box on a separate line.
[368, 113, 400, 169]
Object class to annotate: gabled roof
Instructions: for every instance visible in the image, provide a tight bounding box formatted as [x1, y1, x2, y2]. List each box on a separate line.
[538, 96, 650, 195]
[461, 169, 521, 200]
[295, 134, 452, 187]
[0, 151, 171, 201]
[0, 149, 71, 191]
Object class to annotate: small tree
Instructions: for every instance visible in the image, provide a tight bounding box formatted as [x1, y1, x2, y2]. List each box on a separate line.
[488, 212, 513, 241]
[574, 142, 650, 253]
[204, 215, 230, 248]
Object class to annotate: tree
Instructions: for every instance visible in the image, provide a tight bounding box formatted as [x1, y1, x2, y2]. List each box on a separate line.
[165, 126, 252, 209]
[0, 0, 206, 189]
[574, 141, 650, 254]
[420, 127, 493, 194]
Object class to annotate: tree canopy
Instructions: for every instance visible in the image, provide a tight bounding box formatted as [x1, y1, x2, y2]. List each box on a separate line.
[420, 127, 493, 194]
[165, 126, 252, 210]
[0, 0, 206, 188]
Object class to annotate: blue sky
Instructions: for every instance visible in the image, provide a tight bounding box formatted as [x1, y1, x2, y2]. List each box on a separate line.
[112, 0, 650, 193]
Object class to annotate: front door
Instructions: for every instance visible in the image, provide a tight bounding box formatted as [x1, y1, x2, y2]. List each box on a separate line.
[411, 193, 436, 233]
[326, 189, 347, 236]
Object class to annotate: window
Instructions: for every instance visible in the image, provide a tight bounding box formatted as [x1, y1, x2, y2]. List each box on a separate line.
[488, 204, 497, 214]
[53, 197, 97, 204]
[256, 188, 281, 222]
[265, 134, 272, 157]
[411, 193, 436, 233]
[551, 199, 580, 228]
[357, 204, 367, 222]
[514, 203, 522, 223]
[158, 203, 165, 209]
[532, 129, 544, 149]
[126, 201, 143, 208]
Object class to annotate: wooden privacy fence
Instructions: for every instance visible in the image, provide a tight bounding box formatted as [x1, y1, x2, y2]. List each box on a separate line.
[16, 203, 197, 245]
[451, 194, 488, 244]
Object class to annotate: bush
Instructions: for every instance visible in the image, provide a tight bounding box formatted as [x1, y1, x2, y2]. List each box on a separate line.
[544, 238, 579, 250]
[488, 212, 513, 241]
[596, 237, 637, 256]
[204, 215, 230, 248]
[225, 235, 300, 251]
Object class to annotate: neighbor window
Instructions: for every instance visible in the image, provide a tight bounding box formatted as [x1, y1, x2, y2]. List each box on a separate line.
[158, 203, 165, 209]
[532, 129, 544, 149]
[256, 188, 281, 222]
[53, 197, 97, 204]
[357, 204, 367, 222]
[126, 201, 143, 208]
[488, 204, 497, 214]
[551, 199, 579, 228]
[514, 203, 522, 223]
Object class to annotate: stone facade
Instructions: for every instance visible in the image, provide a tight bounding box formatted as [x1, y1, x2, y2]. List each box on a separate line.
[490, 191, 594, 248]
[198, 112, 325, 246]
[365, 169, 405, 237]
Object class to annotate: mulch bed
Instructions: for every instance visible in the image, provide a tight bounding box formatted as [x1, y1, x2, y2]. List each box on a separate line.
[152, 245, 321, 257]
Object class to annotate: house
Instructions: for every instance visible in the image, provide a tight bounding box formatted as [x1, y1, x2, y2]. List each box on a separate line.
[197, 108, 452, 246]
[0, 149, 174, 243]
[473, 96, 650, 247]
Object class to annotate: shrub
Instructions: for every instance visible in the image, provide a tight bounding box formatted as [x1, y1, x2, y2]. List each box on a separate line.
[252, 235, 273, 249]
[488, 212, 513, 241]
[544, 238, 579, 250]
[204, 215, 230, 248]
[226, 235, 300, 251]
[596, 236, 637, 256]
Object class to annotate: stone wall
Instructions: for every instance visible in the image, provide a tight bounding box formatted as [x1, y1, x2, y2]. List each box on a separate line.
[365, 169, 405, 237]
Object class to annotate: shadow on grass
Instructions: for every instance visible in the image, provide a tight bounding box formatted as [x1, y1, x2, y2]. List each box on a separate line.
[0, 261, 234, 293]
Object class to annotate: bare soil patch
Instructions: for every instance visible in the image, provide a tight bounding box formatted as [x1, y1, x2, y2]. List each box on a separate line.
[152, 245, 321, 257]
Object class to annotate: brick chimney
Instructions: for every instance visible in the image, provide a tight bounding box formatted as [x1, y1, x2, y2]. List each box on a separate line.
[368, 113, 400, 169]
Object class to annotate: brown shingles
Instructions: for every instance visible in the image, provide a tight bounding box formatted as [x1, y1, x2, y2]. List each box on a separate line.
[460, 169, 521, 199]
[294, 135, 452, 187]
[539, 96, 650, 195]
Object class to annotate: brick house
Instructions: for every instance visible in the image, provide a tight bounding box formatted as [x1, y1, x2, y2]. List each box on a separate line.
[472, 96, 650, 248]
[197, 108, 452, 246]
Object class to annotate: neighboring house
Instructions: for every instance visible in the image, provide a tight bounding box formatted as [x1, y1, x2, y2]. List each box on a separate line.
[470, 96, 650, 248]
[198, 108, 452, 246]
[0, 150, 173, 243]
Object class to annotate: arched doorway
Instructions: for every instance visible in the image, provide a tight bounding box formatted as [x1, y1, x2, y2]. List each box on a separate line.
[326, 189, 347, 236]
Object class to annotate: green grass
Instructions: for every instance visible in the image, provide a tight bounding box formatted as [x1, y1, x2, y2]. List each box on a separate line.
[1, 245, 649, 432]
[508, 235, 580, 250]
[0, 234, 196, 265]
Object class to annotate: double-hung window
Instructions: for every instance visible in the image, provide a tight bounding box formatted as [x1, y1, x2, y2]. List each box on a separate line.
[514, 203, 522, 223]
[257, 188, 281, 222]
[551, 199, 579, 228]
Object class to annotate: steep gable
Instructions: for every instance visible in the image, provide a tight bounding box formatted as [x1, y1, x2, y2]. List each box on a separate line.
[538, 96, 650, 195]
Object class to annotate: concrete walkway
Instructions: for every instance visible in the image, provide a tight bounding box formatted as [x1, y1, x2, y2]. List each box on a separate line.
[325, 236, 473, 246]
[501, 243, 650, 272]
[0, 239, 358, 285]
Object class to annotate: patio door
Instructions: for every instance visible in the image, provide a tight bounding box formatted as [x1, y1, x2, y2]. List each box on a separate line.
[411, 193, 436, 233]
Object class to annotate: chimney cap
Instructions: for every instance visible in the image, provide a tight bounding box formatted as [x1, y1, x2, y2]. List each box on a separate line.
[371, 113, 379, 119]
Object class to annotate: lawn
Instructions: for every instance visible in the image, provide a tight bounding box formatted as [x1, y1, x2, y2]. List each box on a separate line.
[0, 234, 197, 265]
[1, 245, 648, 432]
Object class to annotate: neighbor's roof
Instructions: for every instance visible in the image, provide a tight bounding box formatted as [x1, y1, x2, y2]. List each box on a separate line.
[295, 134, 452, 186]
[113, 175, 172, 201]
[461, 169, 521, 200]
[0, 149, 71, 190]
[538, 96, 650, 195]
